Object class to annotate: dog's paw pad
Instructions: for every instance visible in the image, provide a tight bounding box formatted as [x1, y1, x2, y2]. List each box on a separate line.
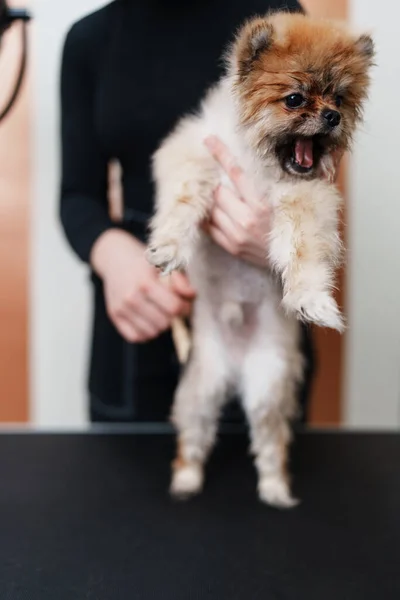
[258, 477, 299, 509]
[170, 465, 204, 500]
[146, 242, 185, 275]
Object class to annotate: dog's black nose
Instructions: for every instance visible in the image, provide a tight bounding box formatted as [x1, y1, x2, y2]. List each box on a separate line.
[322, 109, 341, 129]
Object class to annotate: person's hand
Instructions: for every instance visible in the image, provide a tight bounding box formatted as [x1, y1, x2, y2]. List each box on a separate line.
[90, 229, 195, 343]
[204, 136, 271, 268]
[203, 136, 343, 267]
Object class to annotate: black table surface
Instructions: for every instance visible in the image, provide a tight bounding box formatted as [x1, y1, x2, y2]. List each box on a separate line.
[0, 431, 399, 599]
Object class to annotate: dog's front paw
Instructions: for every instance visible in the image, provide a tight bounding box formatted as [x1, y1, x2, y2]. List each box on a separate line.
[258, 476, 299, 509]
[283, 289, 345, 332]
[170, 464, 204, 500]
[146, 237, 190, 275]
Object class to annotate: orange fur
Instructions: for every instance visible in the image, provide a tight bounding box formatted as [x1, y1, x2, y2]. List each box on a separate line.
[233, 12, 374, 155]
[172, 437, 188, 472]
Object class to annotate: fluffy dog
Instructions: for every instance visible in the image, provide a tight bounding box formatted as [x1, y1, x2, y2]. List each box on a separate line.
[147, 12, 374, 507]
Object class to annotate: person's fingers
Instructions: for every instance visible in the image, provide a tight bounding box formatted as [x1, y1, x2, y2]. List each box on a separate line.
[146, 281, 182, 317]
[132, 298, 170, 333]
[166, 271, 196, 299]
[204, 136, 261, 208]
[141, 286, 192, 323]
[207, 223, 237, 256]
[207, 212, 269, 266]
[129, 311, 159, 340]
[146, 285, 191, 319]
[115, 294, 161, 340]
[211, 206, 247, 250]
[214, 185, 256, 229]
[114, 315, 143, 343]
[179, 299, 193, 318]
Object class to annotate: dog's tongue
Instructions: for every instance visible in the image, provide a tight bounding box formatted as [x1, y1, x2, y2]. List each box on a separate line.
[294, 138, 313, 168]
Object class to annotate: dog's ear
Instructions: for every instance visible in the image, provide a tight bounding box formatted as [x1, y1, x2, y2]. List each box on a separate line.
[354, 33, 375, 63]
[245, 21, 274, 61]
[234, 18, 275, 76]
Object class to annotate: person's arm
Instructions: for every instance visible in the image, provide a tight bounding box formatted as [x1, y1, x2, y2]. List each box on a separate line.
[59, 21, 115, 263]
[59, 19, 195, 343]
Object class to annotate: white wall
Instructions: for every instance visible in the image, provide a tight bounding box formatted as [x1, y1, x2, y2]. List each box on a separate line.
[31, 0, 109, 427]
[345, 1, 400, 428]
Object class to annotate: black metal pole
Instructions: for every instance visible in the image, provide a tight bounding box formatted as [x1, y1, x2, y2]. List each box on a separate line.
[0, 4, 32, 123]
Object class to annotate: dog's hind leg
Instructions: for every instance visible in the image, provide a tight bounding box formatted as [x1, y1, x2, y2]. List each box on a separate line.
[170, 330, 230, 499]
[241, 341, 302, 509]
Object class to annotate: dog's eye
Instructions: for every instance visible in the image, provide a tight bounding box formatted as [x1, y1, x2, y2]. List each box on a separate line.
[285, 93, 305, 108]
[335, 95, 343, 108]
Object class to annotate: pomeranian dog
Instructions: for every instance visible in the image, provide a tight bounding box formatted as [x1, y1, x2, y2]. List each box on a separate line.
[147, 12, 374, 507]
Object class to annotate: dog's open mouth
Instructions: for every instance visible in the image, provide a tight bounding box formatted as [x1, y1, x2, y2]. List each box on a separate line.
[278, 135, 328, 176]
[292, 138, 314, 172]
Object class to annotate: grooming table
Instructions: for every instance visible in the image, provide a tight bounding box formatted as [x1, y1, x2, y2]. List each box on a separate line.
[0, 431, 399, 599]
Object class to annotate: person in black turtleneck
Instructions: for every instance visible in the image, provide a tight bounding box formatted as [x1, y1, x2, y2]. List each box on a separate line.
[60, 0, 315, 423]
